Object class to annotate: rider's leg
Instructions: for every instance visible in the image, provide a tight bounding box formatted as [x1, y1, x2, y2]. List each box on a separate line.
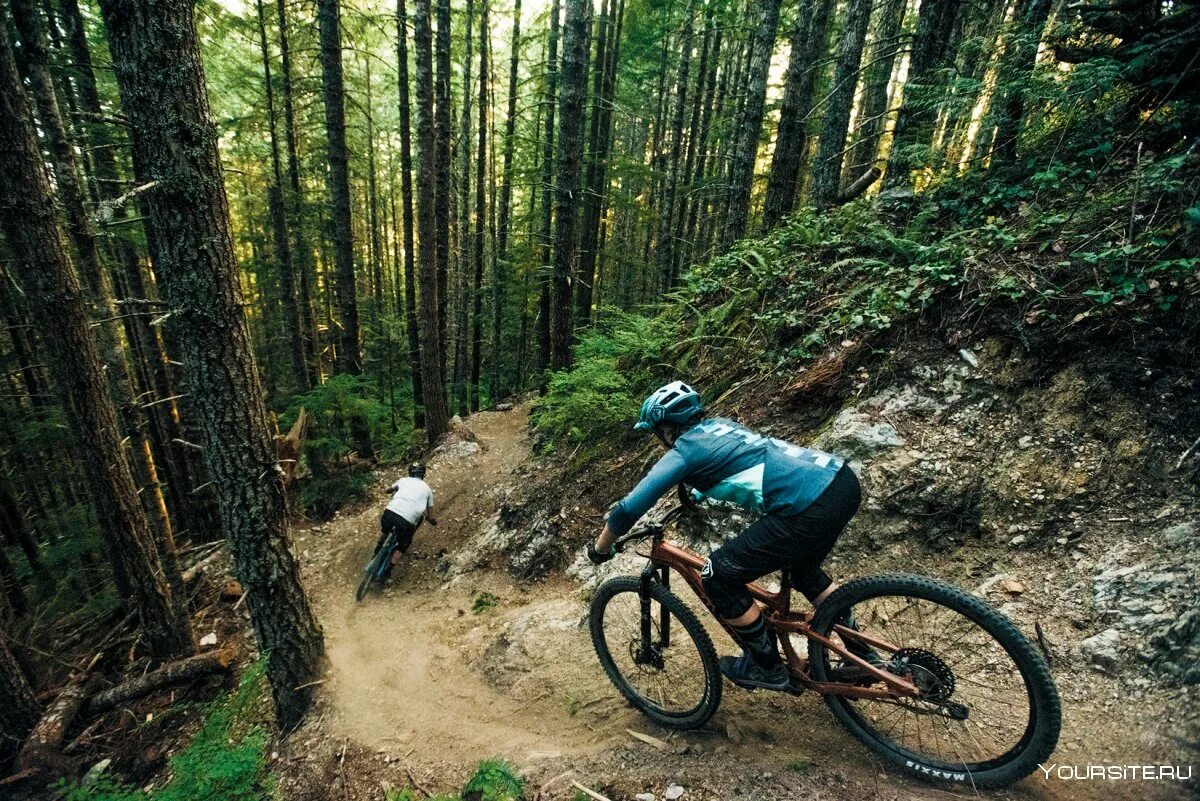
[389, 520, 416, 566]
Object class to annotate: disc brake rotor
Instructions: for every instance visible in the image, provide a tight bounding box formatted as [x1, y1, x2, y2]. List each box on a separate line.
[891, 647, 955, 702]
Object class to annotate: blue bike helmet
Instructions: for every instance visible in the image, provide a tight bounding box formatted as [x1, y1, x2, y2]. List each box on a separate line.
[634, 381, 704, 432]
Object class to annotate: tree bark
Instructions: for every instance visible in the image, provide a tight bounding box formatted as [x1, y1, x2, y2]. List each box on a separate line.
[884, 0, 962, 189]
[722, 0, 783, 247]
[435, 0, 453, 365]
[573, 0, 611, 320]
[255, 0, 309, 393]
[537, 0, 561, 383]
[492, 0, 521, 400]
[275, 0, 318, 385]
[991, 0, 1054, 163]
[454, 0, 476, 418]
[762, 0, 835, 229]
[97, 0, 325, 726]
[0, 626, 39, 762]
[470, 2, 489, 412]
[658, 0, 695, 291]
[677, 3, 711, 271]
[0, 7, 193, 660]
[549, 0, 591, 371]
[413, 0, 451, 441]
[397, 0, 425, 427]
[808, 0, 875, 207]
[317, 0, 362, 374]
[844, 0, 908, 181]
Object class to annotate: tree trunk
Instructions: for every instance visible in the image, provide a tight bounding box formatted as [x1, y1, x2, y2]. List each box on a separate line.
[537, 0, 561, 383]
[365, 60, 385, 321]
[991, 0, 1053, 163]
[317, 0, 362, 374]
[435, 0, 453, 366]
[397, 0, 425, 428]
[0, 10, 194, 661]
[275, 0, 318, 386]
[884, 0, 961, 189]
[549, 0, 591, 370]
[492, 0, 522, 400]
[682, 20, 719, 268]
[470, 2, 489, 412]
[808, 0, 874, 207]
[659, 0, 694, 291]
[255, 0, 309, 393]
[97, 0, 325, 725]
[844, 0, 908, 181]
[0, 543, 29, 618]
[454, 0, 476, 418]
[573, 0, 611, 320]
[722, 0, 783, 247]
[762, 0, 835, 229]
[413, 0, 452, 441]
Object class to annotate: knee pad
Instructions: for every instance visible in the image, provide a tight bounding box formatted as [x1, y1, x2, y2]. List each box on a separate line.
[701, 557, 753, 619]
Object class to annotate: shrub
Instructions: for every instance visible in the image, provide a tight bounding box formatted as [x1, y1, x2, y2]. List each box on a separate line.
[461, 758, 524, 801]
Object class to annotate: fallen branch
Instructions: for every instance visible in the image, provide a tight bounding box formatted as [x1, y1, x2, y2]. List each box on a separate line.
[83, 649, 235, 717]
[1176, 435, 1200, 471]
[836, 166, 883, 205]
[17, 674, 97, 774]
[626, 728, 679, 753]
[570, 781, 614, 801]
[93, 181, 158, 226]
[181, 547, 227, 583]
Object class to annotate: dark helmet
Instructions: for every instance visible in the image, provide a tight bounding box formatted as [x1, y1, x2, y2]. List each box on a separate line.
[408, 462, 426, 479]
[634, 381, 704, 433]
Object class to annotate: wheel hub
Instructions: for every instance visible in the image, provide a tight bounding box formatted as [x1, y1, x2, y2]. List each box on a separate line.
[630, 639, 665, 670]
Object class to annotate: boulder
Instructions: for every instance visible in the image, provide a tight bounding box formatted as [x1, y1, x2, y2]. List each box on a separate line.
[1080, 628, 1122, 671]
[814, 408, 904, 462]
[477, 600, 583, 690]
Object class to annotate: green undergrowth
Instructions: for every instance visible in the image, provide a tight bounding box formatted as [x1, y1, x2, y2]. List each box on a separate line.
[58, 661, 273, 801]
[384, 758, 524, 801]
[534, 140, 1198, 451]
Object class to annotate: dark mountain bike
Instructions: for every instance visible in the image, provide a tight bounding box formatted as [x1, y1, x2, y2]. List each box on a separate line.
[588, 507, 1061, 789]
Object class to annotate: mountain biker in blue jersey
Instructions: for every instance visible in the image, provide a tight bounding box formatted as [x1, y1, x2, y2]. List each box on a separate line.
[588, 381, 863, 691]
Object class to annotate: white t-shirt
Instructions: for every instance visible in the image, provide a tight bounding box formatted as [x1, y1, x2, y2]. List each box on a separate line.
[386, 477, 434, 525]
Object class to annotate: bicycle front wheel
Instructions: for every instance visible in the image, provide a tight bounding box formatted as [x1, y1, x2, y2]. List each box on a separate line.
[589, 575, 721, 729]
[809, 574, 1061, 789]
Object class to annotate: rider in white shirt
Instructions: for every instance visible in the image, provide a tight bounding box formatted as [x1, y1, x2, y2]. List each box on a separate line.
[376, 462, 437, 579]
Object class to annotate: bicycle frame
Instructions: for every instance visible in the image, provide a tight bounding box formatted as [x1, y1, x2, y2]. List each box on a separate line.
[640, 534, 921, 700]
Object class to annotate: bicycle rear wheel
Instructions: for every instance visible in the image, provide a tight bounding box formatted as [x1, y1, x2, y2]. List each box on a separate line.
[355, 546, 389, 603]
[808, 574, 1060, 789]
[589, 575, 721, 729]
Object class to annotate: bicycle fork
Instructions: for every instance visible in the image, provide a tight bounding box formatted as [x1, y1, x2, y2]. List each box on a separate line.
[635, 564, 670, 667]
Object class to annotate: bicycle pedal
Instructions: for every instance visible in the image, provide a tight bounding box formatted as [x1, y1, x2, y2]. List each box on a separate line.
[785, 676, 806, 696]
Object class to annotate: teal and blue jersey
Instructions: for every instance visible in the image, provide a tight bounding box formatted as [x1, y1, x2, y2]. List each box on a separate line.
[606, 417, 844, 537]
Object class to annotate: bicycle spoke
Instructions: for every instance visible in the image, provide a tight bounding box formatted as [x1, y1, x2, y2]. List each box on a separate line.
[827, 592, 1033, 770]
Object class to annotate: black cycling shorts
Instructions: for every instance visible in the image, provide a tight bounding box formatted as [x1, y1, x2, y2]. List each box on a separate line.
[706, 464, 861, 611]
[378, 509, 417, 554]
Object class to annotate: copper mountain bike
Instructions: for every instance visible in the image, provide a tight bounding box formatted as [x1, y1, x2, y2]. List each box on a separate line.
[588, 507, 1061, 789]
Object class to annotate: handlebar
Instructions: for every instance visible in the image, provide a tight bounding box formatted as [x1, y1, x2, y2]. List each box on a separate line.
[612, 503, 683, 553]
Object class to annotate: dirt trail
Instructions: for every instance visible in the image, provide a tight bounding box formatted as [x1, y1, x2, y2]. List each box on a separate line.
[290, 406, 1187, 801]
[298, 408, 611, 766]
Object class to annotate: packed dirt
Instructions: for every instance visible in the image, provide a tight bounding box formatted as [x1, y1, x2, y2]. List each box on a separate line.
[270, 402, 1197, 801]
